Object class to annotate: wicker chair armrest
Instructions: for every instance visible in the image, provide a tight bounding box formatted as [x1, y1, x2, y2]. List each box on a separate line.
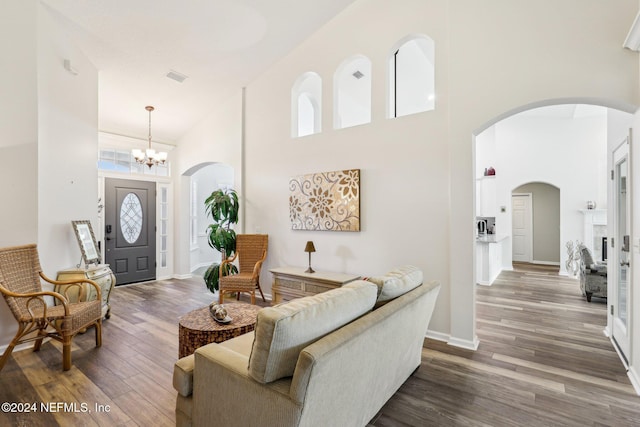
[39, 272, 102, 302]
[220, 252, 238, 277]
[0, 284, 70, 314]
[251, 250, 268, 279]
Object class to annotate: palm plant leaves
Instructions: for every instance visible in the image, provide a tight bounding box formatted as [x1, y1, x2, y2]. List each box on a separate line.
[203, 188, 239, 293]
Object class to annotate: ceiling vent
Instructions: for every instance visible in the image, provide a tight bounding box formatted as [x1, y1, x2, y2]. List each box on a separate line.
[166, 70, 188, 83]
[352, 70, 364, 79]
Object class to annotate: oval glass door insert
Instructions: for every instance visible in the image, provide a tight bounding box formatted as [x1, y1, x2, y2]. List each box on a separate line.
[120, 193, 143, 243]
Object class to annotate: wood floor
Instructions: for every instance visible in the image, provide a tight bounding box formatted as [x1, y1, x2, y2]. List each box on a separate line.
[1, 264, 639, 426]
[370, 263, 640, 426]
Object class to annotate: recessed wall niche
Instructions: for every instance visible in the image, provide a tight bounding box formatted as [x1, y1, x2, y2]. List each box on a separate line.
[291, 72, 322, 137]
[333, 55, 372, 129]
[388, 34, 435, 118]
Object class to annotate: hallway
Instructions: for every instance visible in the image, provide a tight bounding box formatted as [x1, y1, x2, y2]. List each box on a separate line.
[371, 264, 640, 426]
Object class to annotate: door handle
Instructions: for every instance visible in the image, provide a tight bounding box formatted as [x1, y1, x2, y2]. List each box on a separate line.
[620, 260, 630, 267]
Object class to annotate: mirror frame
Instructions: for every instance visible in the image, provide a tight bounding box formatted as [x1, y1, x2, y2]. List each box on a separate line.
[71, 220, 101, 266]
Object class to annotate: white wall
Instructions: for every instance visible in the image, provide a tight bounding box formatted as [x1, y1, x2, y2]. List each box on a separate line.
[244, 0, 452, 338]
[174, 92, 243, 277]
[238, 0, 638, 349]
[0, 2, 98, 350]
[448, 0, 638, 346]
[37, 5, 99, 272]
[0, 1, 38, 248]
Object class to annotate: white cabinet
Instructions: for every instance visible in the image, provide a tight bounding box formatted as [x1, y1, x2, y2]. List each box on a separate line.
[476, 235, 505, 285]
[476, 176, 496, 217]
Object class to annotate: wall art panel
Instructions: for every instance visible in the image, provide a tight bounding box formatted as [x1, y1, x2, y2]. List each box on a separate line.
[289, 169, 360, 231]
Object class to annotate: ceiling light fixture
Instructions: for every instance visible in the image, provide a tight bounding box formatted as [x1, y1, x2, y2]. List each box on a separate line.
[132, 106, 167, 168]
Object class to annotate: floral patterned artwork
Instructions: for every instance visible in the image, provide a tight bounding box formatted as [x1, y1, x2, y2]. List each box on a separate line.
[289, 169, 360, 231]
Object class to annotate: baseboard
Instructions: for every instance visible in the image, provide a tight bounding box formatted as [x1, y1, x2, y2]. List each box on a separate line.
[531, 260, 561, 266]
[448, 335, 480, 351]
[628, 366, 640, 396]
[190, 262, 211, 272]
[425, 330, 449, 343]
[173, 274, 192, 280]
[425, 330, 479, 350]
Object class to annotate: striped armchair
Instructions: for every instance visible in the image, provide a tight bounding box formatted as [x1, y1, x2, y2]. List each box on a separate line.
[579, 245, 607, 302]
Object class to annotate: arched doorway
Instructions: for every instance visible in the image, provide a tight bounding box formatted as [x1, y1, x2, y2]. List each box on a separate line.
[471, 98, 634, 366]
[511, 182, 560, 268]
[180, 162, 235, 277]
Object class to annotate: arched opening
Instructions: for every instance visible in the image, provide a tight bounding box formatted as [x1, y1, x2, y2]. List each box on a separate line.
[471, 98, 635, 349]
[334, 55, 372, 129]
[387, 34, 435, 118]
[511, 182, 560, 267]
[291, 72, 322, 137]
[181, 162, 234, 276]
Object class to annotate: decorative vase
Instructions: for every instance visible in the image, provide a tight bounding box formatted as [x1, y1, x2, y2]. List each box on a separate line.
[586, 201, 596, 210]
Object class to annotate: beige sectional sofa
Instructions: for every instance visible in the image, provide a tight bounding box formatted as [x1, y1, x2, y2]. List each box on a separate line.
[173, 265, 440, 427]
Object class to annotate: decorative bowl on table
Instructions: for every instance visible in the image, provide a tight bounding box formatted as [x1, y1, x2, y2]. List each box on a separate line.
[209, 303, 232, 324]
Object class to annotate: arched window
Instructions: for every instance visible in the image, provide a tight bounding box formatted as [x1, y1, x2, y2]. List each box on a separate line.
[334, 55, 372, 129]
[388, 34, 435, 118]
[291, 72, 322, 137]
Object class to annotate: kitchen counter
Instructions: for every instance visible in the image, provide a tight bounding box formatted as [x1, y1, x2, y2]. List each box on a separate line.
[476, 235, 507, 285]
[476, 234, 507, 244]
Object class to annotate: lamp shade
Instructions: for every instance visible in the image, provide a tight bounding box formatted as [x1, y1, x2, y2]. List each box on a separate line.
[304, 241, 316, 253]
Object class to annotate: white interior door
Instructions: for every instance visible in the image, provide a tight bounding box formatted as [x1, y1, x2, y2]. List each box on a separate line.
[512, 193, 532, 262]
[612, 139, 631, 360]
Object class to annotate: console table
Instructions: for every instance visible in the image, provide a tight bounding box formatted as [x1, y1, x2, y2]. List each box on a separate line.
[56, 264, 115, 319]
[270, 267, 360, 304]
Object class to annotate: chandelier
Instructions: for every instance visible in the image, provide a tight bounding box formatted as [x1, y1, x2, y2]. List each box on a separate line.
[132, 106, 167, 168]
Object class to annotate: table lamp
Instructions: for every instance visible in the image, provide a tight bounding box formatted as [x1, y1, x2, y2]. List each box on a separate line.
[304, 241, 316, 273]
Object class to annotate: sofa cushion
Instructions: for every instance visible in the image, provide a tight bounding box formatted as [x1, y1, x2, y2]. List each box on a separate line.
[248, 280, 377, 384]
[367, 265, 423, 307]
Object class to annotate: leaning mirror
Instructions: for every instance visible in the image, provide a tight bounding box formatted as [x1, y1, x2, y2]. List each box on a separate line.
[71, 220, 101, 266]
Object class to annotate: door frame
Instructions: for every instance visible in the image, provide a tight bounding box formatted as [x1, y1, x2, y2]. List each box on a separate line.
[511, 193, 533, 263]
[610, 135, 633, 364]
[98, 172, 173, 281]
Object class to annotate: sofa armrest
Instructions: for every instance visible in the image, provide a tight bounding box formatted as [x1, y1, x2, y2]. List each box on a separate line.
[173, 354, 195, 397]
[588, 264, 607, 276]
[192, 344, 302, 427]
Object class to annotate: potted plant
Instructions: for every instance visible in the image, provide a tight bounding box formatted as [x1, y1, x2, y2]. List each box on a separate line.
[203, 188, 239, 293]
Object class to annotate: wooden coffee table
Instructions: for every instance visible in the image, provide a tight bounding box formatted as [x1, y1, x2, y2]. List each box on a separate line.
[178, 302, 262, 358]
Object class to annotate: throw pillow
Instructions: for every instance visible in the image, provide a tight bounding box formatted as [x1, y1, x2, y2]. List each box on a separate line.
[367, 265, 423, 307]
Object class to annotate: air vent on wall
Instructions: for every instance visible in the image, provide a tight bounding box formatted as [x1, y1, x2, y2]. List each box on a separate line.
[352, 70, 364, 79]
[166, 70, 188, 83]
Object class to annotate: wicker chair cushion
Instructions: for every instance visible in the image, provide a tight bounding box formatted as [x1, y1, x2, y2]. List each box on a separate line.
[29, 300, 101, 334]
[220, 272, 258, 292]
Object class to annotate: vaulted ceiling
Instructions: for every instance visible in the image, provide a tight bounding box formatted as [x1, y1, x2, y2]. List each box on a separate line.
[41, 0, 357, 144]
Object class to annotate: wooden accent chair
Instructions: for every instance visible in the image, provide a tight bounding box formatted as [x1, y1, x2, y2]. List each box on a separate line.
[0, 244, 102, 372]
[219, 234, 268, 305]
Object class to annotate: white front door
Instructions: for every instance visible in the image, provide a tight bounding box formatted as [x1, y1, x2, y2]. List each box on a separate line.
[612, 139, 631, 360]
[512, 193, 532, 262]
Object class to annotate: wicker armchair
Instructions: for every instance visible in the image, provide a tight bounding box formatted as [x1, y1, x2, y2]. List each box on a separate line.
[219, 234, 268, 305]
[0, 244, 102, 372]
